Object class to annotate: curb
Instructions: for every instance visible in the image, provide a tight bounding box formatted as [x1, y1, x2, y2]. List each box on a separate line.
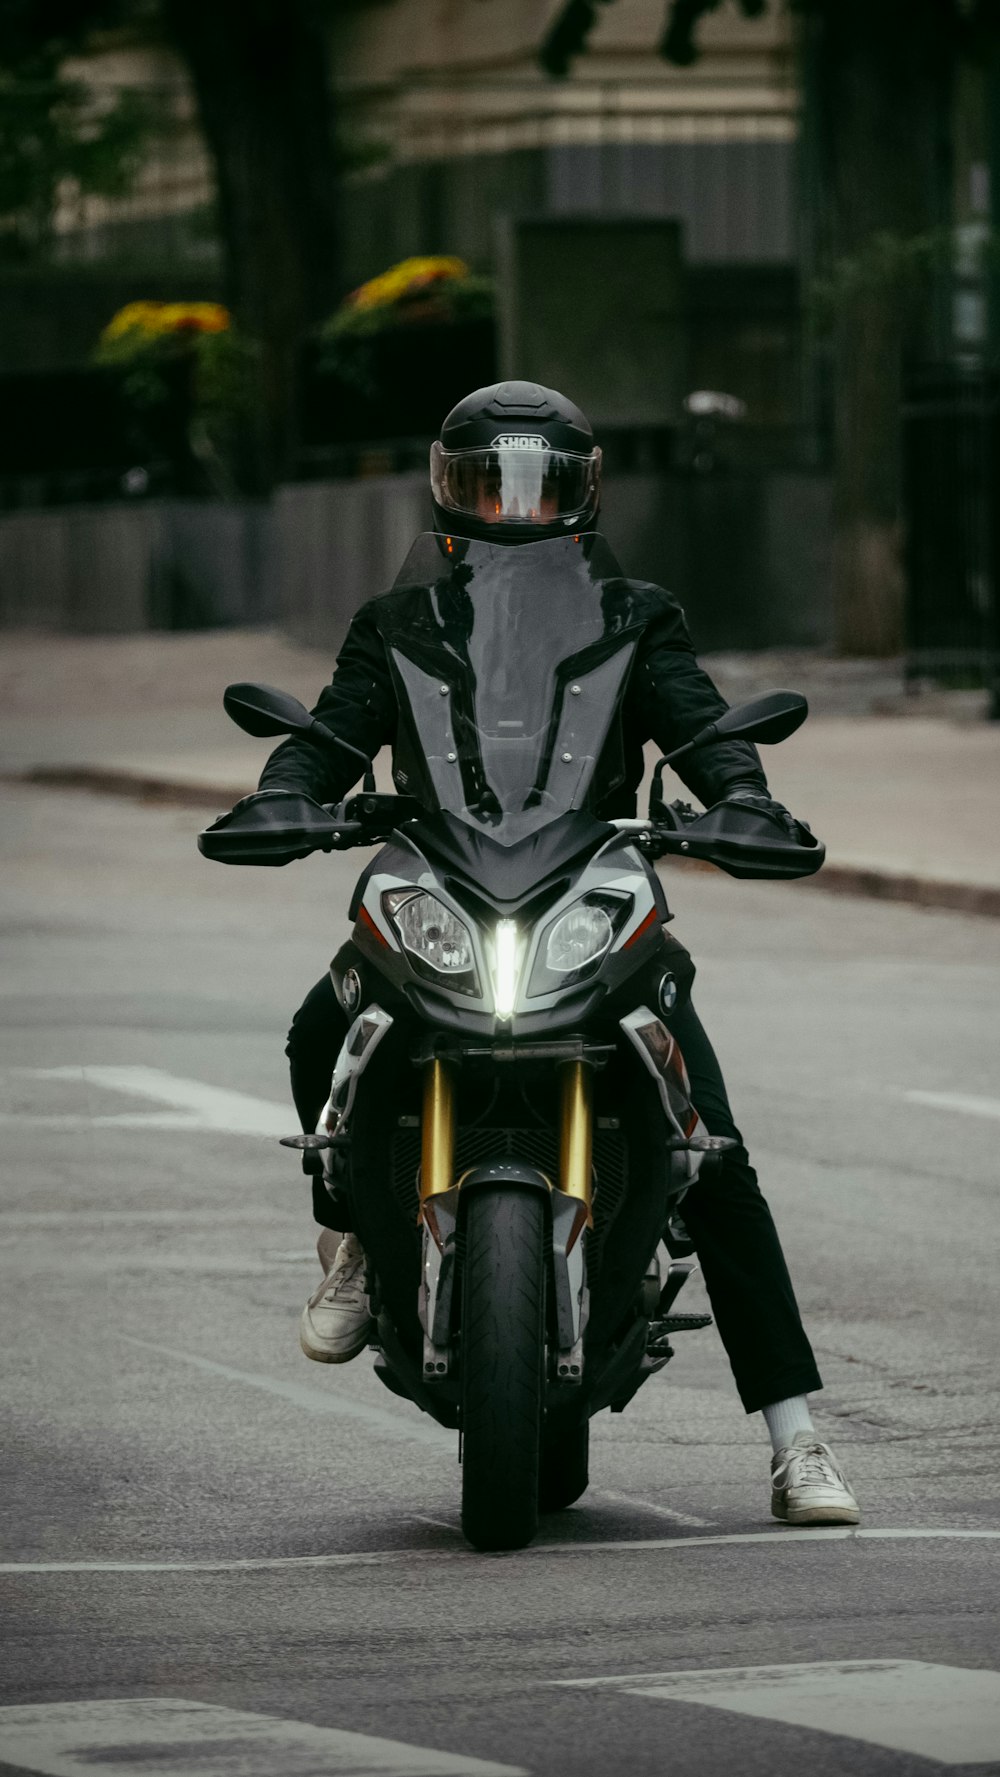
[11, 764, 249, 813]
[797, 862, 1000, 921]
[11, 763, 1000, 922]
[660, 852, 1000, 919]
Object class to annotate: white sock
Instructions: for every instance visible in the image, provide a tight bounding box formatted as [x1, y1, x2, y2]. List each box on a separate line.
[762, 1394, 814, 1454]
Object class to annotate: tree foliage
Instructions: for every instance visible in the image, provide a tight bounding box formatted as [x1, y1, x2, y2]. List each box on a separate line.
[541, 0, 1000, 75]
[0, 0, 163, 259]
[0, 0, 348, 488]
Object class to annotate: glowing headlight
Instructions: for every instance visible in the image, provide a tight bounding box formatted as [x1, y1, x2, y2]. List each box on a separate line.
[489, 918, 525, 1020]
[382, 889, 480, 995]
[528, 891, 633, 998]
[545, 903, 614, 973]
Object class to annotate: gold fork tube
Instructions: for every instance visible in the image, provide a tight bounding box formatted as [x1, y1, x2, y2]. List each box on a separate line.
[421, 1058, 456, 1202]
[559, 1060, 593, 1220]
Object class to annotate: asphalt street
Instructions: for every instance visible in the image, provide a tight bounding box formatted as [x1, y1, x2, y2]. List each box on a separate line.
[2, 780, 999, 1776]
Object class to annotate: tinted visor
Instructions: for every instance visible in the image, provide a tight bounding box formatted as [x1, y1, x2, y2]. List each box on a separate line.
[430, 440, 601, 526]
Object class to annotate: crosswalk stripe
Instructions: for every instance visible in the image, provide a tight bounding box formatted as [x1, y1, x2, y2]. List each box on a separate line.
[0, 1698, 526, 1777]
[905, 1088, 1000, 1122]
[117, 1334, 452, 1448]
[553, 1659, 1000, 1765]
[4, 1067, 292, 1137]
[594, 1489, 712, 1529]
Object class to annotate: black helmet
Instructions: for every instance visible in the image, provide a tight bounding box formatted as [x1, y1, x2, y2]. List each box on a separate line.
[430, 380, 602, 544]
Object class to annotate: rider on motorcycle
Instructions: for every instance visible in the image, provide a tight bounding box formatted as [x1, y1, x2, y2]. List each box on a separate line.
[258, 380, 860, 1528]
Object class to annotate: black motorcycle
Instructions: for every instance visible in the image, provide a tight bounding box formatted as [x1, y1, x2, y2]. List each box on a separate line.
[199, 531, 823, 1551]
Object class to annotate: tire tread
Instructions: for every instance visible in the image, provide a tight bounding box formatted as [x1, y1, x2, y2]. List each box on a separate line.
[460, 1190, 545, 1551]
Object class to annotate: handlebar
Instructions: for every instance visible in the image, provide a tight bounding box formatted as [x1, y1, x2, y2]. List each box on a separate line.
[196, 789, 425, 865]
[199, 793, 824, 881]
[636, 800, 824, 881]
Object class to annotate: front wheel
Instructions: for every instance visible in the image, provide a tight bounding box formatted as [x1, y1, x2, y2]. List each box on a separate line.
[460, 1188, 546, 1552]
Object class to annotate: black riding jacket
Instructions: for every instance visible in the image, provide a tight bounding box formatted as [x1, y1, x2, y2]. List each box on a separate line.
[258, 575, 768, 816]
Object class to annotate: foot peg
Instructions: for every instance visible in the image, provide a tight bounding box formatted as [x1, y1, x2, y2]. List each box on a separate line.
[657, 1312, 712, 1333]
[647, 1312, 712, 1360]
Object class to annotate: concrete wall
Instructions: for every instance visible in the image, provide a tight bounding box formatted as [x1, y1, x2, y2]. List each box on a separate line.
[0, 499, 274, 632]
[273, 474, 430, 645]
[0, 469, 832, 650]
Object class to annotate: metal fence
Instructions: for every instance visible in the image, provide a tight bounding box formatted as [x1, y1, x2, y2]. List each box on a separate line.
[902, 365, 1000, 708]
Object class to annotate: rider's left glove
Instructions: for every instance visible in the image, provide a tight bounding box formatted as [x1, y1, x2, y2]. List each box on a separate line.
[726, 785, 810, 837]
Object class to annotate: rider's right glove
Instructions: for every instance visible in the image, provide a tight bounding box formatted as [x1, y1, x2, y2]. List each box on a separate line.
[203, 789, 329, 866]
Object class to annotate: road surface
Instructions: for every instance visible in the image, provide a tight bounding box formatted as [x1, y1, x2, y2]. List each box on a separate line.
[2, 782, 999, 1775]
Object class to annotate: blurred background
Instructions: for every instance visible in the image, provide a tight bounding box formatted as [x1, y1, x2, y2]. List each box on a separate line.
[1, 0, 998, 696]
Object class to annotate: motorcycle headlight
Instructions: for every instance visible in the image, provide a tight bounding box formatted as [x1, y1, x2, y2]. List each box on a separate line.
[382, 889, 480, 996]
[528, 891, 633, 997]
[487, 918, 526, 1021]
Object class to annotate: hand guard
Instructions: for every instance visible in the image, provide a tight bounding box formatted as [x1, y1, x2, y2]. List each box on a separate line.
[725, 784, 810, 838]
[199, 789, 340, 866]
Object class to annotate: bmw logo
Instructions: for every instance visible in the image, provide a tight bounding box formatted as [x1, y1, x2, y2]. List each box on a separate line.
[341, 968, 363, 1014]
[658, 972, 678, 1017]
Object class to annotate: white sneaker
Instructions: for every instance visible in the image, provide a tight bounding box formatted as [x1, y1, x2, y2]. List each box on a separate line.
[771, 1430, 860, 1526]
[299, 1231, 375, 1364]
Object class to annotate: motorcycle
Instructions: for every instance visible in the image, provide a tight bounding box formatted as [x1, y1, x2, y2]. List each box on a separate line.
[199, 531, 823, 1551]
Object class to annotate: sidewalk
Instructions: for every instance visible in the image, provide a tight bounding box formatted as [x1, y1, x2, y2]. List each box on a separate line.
[3, 629, 999, 916]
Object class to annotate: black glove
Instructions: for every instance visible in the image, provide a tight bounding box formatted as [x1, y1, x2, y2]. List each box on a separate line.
[210, 788, 322, 821]
[200, 789, 334, 867]
[725, 785, 809, 837]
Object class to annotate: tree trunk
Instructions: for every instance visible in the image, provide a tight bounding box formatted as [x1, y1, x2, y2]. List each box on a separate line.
[162, 0, 342, 493]
[814, 1, 954, 655]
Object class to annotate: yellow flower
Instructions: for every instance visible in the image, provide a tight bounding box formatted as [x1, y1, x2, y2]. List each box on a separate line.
[157, 302, 231, 334]
[99, 300, 231, 345]
[100, 301, 164, 342]
[348, 257, 470, 313]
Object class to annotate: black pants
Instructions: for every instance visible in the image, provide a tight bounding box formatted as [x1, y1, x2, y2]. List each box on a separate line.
[286, 974, 821, 1414]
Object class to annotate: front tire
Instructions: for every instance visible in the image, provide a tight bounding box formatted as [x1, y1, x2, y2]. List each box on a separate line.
[460, 1189, 546, 1552]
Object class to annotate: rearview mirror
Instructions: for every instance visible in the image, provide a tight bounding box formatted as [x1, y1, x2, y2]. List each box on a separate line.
[224, 682, 313, 739]
[650, 690, 809, 818]
[223, 679, 376, 788]
[707, 691, 808, 748]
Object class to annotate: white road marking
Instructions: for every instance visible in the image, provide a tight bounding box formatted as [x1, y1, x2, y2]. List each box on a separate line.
[595, 1490, 712, 1529]
[0, 1698, 525, 1777]
[0, 1211, 291, 1227]
[4, 1066, 292, 1137]
[553, 1659, 1000, 1766]
[118, 1334, 452, 1448]
[3, 1526, 999, 1575]
[0, 1113, 224, 1130]
[905, 1088, 1000, 1122]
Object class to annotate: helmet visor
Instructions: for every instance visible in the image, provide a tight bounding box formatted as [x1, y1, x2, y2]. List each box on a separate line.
[430, 440, 602, 526]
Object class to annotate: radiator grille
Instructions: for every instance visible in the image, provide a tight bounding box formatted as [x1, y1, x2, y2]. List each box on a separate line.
[389, 1120, 628, 1252]
[592, 1124, 628, 1243]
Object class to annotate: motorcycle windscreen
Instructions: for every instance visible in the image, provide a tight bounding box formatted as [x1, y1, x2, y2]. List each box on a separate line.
[380, 532, 642, 841]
